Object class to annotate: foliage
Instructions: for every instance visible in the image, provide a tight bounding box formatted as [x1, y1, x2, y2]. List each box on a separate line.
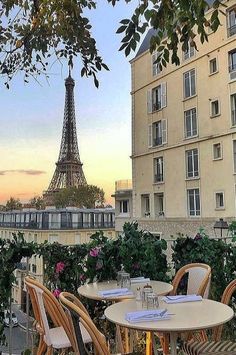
[29, 196, 46, 210]
[114, 0, 223, 68]
[117, 221, 169, 281]
[38, 242, 88, 295]
[52, 185, 105, 208]
[0, 232, 36, 344]
[172, 231, 229, 300]
[5, 197, 22, 211]
[0, 0, 223, 86]
[0, 0, 108, 88]
[228, 221, 236, 241]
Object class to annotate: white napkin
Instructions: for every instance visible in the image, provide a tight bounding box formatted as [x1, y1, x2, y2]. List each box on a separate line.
[131, 277, 151, 284]
[99, 288, 133, 298]
[163, 294, 202, 304]
[125, 309, 171, 323]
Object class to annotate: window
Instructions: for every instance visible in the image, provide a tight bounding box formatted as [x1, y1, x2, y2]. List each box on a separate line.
[215, 192, 224, 209]
[187, 189, 200, 216]
[228, 7, 236, 37]
[119, 200, 129, 214]
[149, 120, 167, 147]
[186, 149, 199, 178]
[141, 194, 150, 217]
[183, 69, 196, 99]
[154, 157, 164, 183]
[231, 94, 236, 126]
[210, 99, 220, 117]
[233, 140, 236, 173]
[184, 108, 197, 138]
[152, 52, 161, 76]
[213, 143, 222, 160]
[183, 43, 195, 61]
[147, 82, 167, 113]
[154, 193, 164, 217]
[209, 58, 218, 74]
[229, 50, 236, 79]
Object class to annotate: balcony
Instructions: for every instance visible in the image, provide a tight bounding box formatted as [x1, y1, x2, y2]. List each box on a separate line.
[154, 174, 163, 183]
[1, 223, 236, 354]
[228, 24, 236, 37]
[115, 179, 132, 192]
[153, 137, 163, 146]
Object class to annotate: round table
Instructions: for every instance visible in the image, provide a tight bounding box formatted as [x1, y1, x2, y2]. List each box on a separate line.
[78, 280, 173, 301]
[104, 299, 234, 355]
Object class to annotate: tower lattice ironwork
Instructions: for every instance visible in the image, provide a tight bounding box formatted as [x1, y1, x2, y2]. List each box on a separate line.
[45, 72, 87, 197]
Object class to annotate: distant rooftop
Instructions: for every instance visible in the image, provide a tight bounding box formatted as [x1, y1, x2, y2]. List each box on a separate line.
[135, 0, 216, 58]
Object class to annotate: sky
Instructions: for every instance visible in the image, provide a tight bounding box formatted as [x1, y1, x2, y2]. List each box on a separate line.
[0, 1, 139, 206]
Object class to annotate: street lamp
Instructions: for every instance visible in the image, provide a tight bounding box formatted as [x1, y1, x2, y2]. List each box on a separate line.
[213, 218, 229, 239]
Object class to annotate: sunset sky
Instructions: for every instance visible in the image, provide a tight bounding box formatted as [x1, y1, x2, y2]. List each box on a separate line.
[0, 1, 139, 206]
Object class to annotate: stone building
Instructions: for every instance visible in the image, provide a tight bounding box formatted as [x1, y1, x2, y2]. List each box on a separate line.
[124, 0, 236, 237]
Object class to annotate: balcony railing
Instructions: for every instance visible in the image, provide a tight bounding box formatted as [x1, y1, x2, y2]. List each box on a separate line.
[232, 109, 236, 126]
[115, 179, 132, 191]
[154, 174, 163, 183]
[0, 221, 115, 230]
[153, 137, 162, 146]
[228, 24, 236, 37]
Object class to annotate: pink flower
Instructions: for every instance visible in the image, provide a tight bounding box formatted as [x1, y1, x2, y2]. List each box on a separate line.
[55, 262, 65, 274]
[53, 288, 61, 298]
[79, 274, 86, 281]
[89, 247, 100, 257]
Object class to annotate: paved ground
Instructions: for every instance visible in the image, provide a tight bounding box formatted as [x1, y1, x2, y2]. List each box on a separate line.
[0, 305, 35, 354]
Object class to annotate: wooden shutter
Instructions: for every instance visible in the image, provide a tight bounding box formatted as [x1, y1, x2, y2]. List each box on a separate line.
[161, 82, 167, 108]
[147, 89, 153, 114]
[162, 119, 167, 144]
[148, 124, 153, 148]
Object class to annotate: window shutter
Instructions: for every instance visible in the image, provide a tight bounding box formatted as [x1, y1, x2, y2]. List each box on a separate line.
[161, 82, 167, 108]
[162, 119, 167, 144]
[148, 124, 153, 148]
[152, 52, 158, 76]
[147, 89, 153, 114]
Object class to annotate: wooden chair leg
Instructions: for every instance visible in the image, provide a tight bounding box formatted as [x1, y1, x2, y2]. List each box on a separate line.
[161, 334, 170, 355]
[36, 338, 46, 355]
[46, 347, 53, 355]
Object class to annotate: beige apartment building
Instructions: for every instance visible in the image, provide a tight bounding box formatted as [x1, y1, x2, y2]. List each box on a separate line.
[129, 0, 236, 237]
[0, 207, 115, 305]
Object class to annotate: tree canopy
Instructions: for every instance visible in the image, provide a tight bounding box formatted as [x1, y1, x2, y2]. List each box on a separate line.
[5, 197, 22, 211]
[0, 0, 224, 87]
[52, 185, 105, 209]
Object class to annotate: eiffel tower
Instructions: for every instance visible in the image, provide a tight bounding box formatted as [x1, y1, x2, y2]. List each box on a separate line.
[44, 70, 87, 200]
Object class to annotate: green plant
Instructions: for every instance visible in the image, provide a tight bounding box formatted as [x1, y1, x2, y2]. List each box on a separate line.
[0, 232, 36, 344]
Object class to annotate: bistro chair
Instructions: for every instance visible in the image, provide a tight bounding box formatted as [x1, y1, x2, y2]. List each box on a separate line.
[25, 277, 91, 354]
[158, 263, 212, 355]
[25, 276, 72, 354]
[182, 278, 236, 355]
[60, 291, 125, 355]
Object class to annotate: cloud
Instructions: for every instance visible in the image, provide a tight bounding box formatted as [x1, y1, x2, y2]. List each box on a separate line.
[0, 169, 46, 176]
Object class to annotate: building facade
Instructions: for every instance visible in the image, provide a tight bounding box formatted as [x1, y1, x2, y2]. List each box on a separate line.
[130, 0, 236, 237]
[112, 180, 133, 233]
[0, 207, 115, 305]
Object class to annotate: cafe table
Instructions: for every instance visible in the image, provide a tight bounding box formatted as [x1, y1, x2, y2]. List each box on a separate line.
[78, 279, 173, 301]
[78, 280, 173, 353]
[104, 298, 234, 355]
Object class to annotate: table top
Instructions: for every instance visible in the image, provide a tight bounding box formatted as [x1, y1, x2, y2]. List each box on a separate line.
[78, 280, 173, 301]
[104, 299, 234, 332]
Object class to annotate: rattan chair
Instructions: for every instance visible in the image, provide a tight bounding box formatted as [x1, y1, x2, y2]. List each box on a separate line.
[59, 291, 110, 354]
[59, 291, 123, 355]
[25, 276, 72, 354]
[25, 277, 91, 354]
[158, 263, 212, 355]
[182, 279, 236, 355]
